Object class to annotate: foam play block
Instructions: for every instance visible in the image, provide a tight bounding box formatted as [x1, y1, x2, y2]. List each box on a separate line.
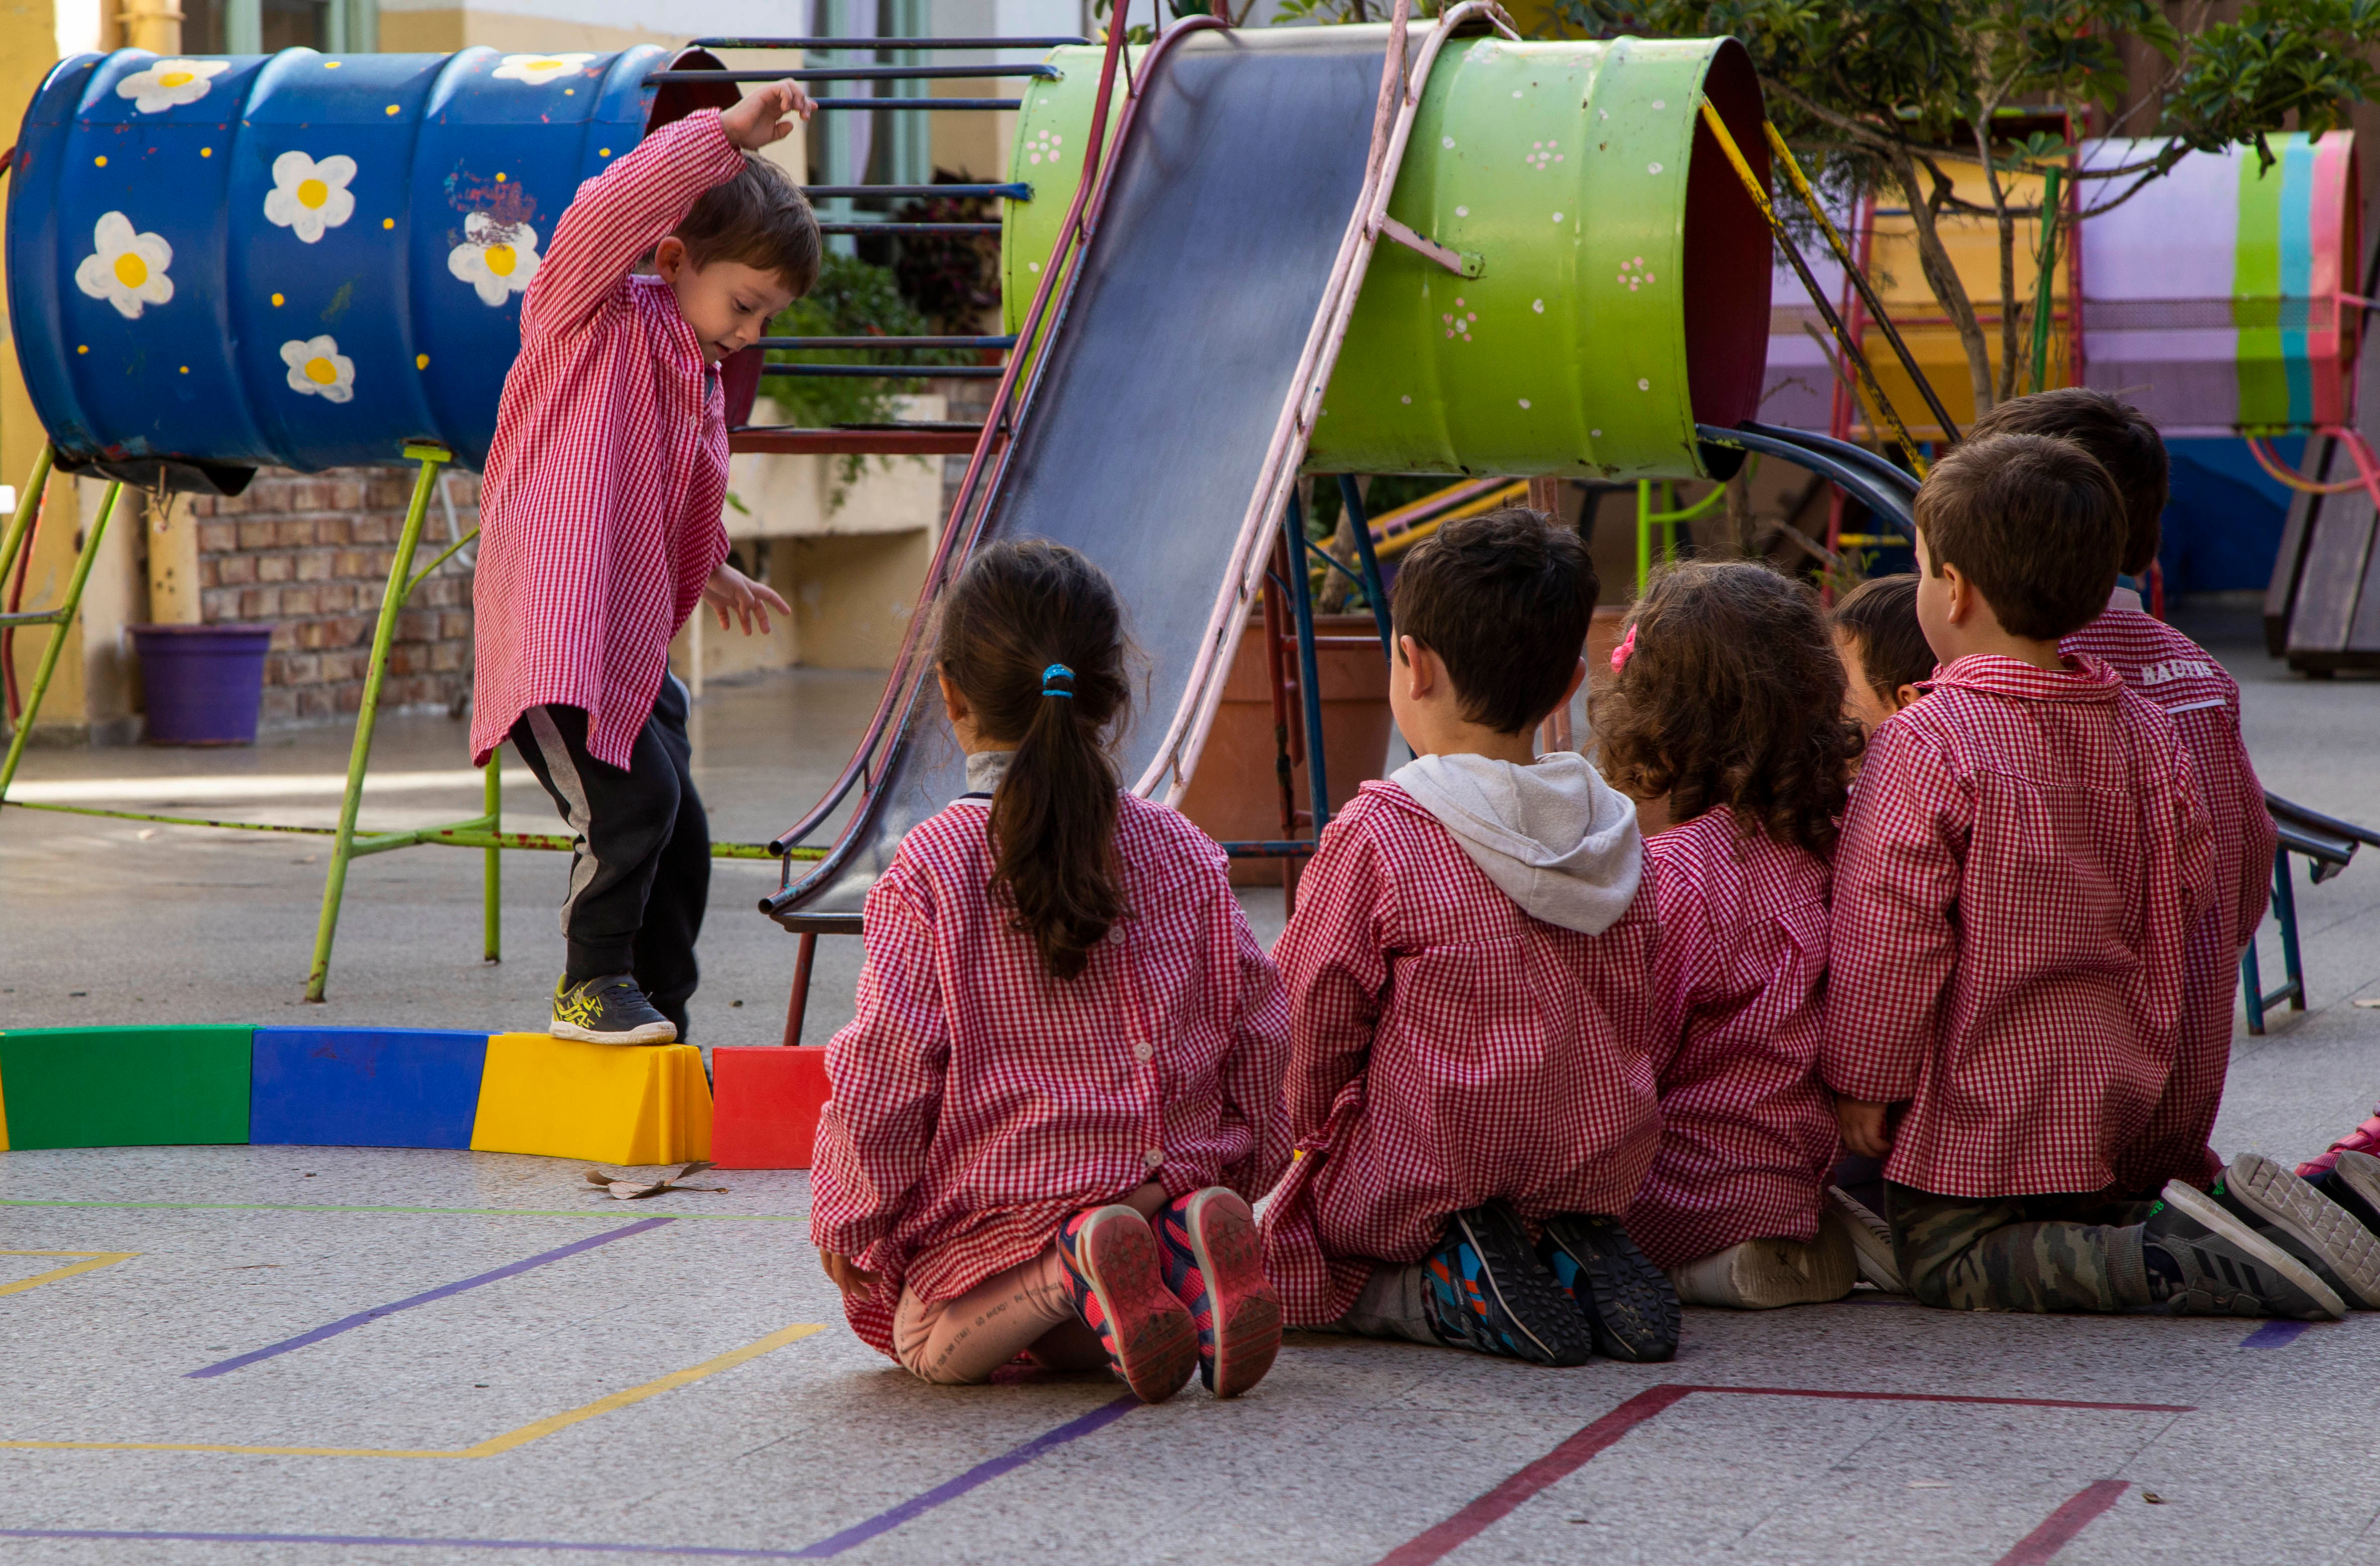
[469, 1033, 710, 1165]
[0, 1025, 253, 1149]
[710, 1046, 832, 1169]
[250, 1027, 490, 1149]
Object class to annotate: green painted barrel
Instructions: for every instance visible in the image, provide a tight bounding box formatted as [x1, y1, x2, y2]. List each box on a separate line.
[1001, 27, 1770, 480]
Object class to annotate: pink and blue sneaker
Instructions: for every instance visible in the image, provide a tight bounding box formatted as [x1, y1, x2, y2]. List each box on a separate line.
[1056, 1204, 1198, 1404]
[1154, 1188, 1282, 1398]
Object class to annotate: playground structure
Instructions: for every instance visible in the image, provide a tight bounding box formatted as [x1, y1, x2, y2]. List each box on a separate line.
[0, 0, 2367, 1146]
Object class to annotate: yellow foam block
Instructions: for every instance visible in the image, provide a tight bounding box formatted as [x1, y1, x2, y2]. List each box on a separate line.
[469, 1035, 710, 1165]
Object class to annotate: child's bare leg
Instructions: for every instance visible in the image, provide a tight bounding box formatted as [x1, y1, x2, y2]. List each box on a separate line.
[892, 1184, 1170, 1384]
[893, 1250, 1075, 1385]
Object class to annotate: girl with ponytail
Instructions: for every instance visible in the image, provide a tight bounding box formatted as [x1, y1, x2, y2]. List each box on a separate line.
[809, 541, 1292, 1403]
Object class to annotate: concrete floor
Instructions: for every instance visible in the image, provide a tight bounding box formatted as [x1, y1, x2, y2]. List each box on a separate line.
[5, 609, 2380, 1564]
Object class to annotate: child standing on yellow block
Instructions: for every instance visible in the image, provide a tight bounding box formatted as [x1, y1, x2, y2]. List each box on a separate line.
[470, 84, 818, 1045]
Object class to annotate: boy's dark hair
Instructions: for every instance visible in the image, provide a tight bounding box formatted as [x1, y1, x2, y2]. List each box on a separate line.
[1831, 574, 1934, 698]
[1593, 561, 1862, 858]
[1913, 433, 2124, 642]
[1965, 388, 2168, 576]
[1391, 507, 1596, 735]
[938, 540, 1131, 982]
[675, 153, 822, 296]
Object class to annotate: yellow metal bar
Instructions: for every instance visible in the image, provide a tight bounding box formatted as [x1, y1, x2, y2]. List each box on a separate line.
[1760, 121, 1964, 444]
[1697, 101, 1930, 477]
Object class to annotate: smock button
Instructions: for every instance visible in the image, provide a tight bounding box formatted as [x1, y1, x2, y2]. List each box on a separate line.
[1133, 1042, 1154, 1062]
[1108, 925, 1126, 944]
[1143, 1148, 1164, 1169]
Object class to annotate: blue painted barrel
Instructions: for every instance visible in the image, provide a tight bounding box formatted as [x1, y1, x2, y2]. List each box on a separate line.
[6, 46, 731, 490]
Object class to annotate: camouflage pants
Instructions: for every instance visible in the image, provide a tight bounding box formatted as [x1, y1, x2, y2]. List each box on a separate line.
[1885, 1183, 2155, 1313]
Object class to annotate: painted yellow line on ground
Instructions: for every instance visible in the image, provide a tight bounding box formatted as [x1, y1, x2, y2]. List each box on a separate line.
[0, 1251, 139, 1297]
[0, 1321, 825, 1459]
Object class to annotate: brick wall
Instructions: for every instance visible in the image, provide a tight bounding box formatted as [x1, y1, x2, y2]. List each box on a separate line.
[186, 466, 480, 726]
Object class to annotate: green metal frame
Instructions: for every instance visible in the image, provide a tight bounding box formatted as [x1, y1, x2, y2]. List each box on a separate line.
[0, 441, 814, 1003]
[1633, 474, 1733, 595]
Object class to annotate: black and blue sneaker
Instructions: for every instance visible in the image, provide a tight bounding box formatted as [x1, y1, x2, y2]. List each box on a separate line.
[1540, 1213, 1681, 1363]
[550, 973, 678, 1045]
[1420, 1201, 1594, 1366]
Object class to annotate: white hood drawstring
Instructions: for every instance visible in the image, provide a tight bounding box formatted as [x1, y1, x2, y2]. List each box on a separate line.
[1389, 750, 1644, 935]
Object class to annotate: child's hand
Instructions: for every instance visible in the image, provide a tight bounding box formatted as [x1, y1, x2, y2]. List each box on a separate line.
[818, 1248, 880, 1296]
[702, 562, 792, 636]
[1836, 1097, 1896, 1159]
[721, 81, 815, 149]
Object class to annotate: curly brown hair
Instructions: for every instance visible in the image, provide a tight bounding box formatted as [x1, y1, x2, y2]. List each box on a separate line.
[1591, 561, 1863, 857]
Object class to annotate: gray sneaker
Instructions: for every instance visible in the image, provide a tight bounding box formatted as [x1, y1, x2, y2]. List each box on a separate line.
[551, 973, 678, 1045]
[2143, 1180, 2345, 1320]
[1828, 1185, 1908, 1293]
[2214, 1151, 2380, 1309]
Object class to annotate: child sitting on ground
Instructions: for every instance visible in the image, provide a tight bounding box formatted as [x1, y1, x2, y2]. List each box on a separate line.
[1965, 393, 2288, 1211]
[1822, 432, 2366, 1320]
[1260, 508, 1675, 1367]
[809, 541, 1290, 1404]
[1597, 562, 1865, 1309]
[1830, 574, 1932, 738]
[471, 85, 816, 1045]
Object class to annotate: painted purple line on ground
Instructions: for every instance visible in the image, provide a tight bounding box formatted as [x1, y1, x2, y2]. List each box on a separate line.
[0, 1528, 803, 1559]
[1990, 1479, 2131, 1566]
[2241, 1319, 2311, 1347]
[790, 1394, 1140, 1558]
[186, 1216, 675, 1379]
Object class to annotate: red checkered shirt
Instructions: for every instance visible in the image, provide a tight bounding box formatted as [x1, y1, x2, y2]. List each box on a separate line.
[468, 111, 744, 768]
[1257, 781, 1663, 1325]
[2063, 609, 2274, 1190]
[807, 791, 1291, 1358]
[1820, 654, 2216, 1200]
[1624, 808, 1838, 1271]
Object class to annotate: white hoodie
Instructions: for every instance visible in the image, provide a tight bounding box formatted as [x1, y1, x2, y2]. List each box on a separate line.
[1388, 750, 1644, 935]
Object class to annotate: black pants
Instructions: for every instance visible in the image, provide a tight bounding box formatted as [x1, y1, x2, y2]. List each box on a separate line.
[509, 674, 709, 1037]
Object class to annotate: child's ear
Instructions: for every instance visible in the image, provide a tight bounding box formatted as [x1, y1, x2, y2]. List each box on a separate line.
[936, 666, 969, 726]
[1893, 681, 1924, 711]
[653, 234, 688, 281]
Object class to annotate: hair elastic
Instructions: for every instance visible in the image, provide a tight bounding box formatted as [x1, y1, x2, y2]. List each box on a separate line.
[1609, 623, 1638, 673]
[1040, 662, 1075, 698]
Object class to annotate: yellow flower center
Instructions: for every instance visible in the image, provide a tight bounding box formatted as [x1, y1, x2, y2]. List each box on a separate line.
[530, 57, 561, 69]
[158, 70, 193, 87]
[484, 244, 516, 277]
[113, 252, 148, 288]
[304, 357, 339, 385]
[298, 178, 329, 209]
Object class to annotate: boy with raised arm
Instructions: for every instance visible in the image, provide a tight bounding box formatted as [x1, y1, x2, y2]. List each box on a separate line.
[471, 84, 818, 1045]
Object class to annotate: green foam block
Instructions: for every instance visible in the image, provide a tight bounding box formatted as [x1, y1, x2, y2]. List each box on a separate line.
[0, 1026, 254, 1148]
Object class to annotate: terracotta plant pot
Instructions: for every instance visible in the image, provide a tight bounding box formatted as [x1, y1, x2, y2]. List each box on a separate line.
[1176, 613, 1393, 886]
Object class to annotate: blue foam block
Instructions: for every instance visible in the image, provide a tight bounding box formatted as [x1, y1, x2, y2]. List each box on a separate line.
[249, 1028, 490, 1149]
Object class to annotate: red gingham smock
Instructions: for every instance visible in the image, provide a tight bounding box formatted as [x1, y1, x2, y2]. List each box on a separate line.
[807, 791, 1291, 1359]
[1820, 654, 2216, 1200]
[468, 111, 745, 768]
[1257, 781, 1663, 1326]
[2063, 609, 2273, 1191]
[1624, 808, 1839, 1272]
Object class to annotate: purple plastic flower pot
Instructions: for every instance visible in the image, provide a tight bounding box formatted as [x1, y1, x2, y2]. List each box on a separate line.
[129, 622, 276, 746]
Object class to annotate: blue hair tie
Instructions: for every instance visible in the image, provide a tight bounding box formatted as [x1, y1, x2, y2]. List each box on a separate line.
[1040, 663, 1075, 698]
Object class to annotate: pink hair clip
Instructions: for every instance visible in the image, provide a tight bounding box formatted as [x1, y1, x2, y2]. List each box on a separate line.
[1610, 623, 1637, 673]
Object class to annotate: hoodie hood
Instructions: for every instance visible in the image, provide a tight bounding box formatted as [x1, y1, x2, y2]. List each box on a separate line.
[1389, 751, 1644, 934]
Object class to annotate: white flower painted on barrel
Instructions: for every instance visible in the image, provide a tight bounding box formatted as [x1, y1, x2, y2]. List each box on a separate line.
[281, 335, 356, 403]
[74, 212, 174, 319]
[263, 151, 358, 244]
[447, 212, 542, 306]
[493, 52, 596, 87]
[116, 57, 228, 114]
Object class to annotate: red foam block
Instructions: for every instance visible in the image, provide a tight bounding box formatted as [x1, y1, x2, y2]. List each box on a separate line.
[710, 1046, 831, 1169]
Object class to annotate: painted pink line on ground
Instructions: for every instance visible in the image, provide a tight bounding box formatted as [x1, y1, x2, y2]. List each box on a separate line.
[1370, 1385, 2191, 1566]
[1992, 1479, 2131, 1565]
[1370, 1386, 1693, 1566]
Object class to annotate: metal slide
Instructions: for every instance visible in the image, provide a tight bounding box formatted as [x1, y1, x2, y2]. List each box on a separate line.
[762, 9, 1500, 933]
